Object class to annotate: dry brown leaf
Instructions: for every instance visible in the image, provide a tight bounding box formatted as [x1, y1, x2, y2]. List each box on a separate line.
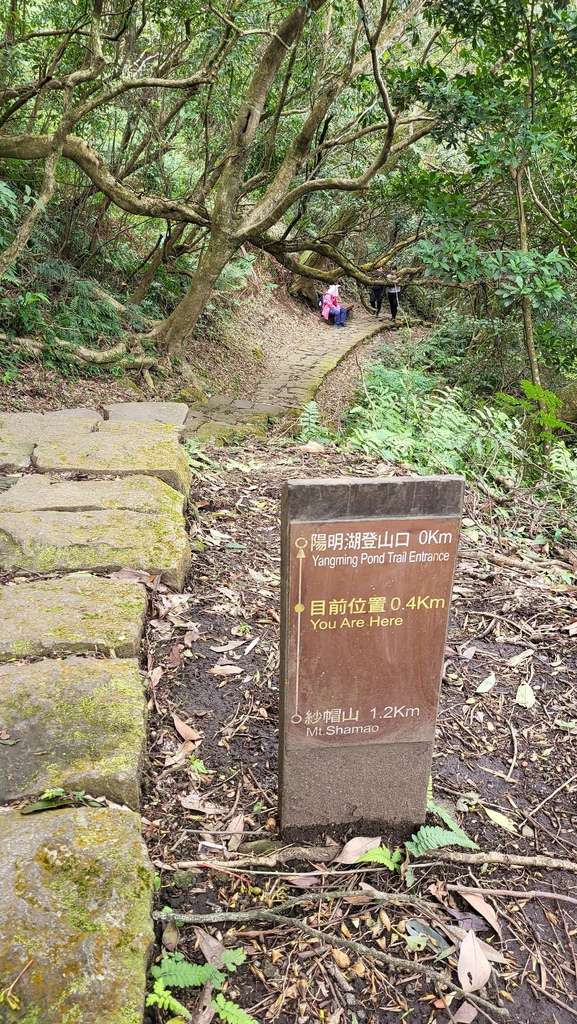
[460, 891, 502, 938]
[148, 666, 163, 689]
[180, 792, 226, 815]
[286, 874, 319, 888]
[208, 665, 242, 676]
[172, 713, 202, 742]
[457, 930, 492, 992]
[298, 440, 326, 453]
[226, 812, 244, 852]
[334, 836, 381, 864]
[194, 927, 225, 966]
[331, 948, 350, 970]
[161, 919, 180, 951]
[210, 640, 245, 653]
[164, 740, 196, 767]
[110, 567, 155, 584]
[506, 649, 533, 667]
[452, 1002, 478, 1023]
[167, 642, 184, 669]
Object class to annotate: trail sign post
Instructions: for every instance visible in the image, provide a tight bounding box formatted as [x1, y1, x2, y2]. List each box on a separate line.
[279, 476, 464, 837]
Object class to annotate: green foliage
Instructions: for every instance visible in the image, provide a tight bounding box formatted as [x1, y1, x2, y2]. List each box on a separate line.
[212, 993, 258, 1024]
[297, 401, 332, 443]
[147, 947, 252, 1024]
[356, 844, 403, 870]
[147, 979, 191, 1020]
[151, 951, 226, 992]
[406, 786, 479, 857]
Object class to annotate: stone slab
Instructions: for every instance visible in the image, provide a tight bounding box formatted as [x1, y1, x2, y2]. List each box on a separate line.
[0, 576, 148, 660]
[0, 472, 185, 516]
[0, 508, 191, 590]
[0, 440, 34, 472]
[0, 410, 101, 445]
[103, 400, 188, 425]
[0, 805, 153, 1023]
[0, 656, 146, 807]
[33, 421, 191, 496]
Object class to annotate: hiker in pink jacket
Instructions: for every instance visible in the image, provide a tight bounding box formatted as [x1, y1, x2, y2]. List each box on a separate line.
[321, 284, 347, 327]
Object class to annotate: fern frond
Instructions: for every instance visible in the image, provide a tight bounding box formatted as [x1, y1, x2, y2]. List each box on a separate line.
[151, 952, 225, 991]
[146, 979, 191, 1019]
[406, 824, 479, 857]
[356, 844, 402, 870]
[211, 992, 259, 1024]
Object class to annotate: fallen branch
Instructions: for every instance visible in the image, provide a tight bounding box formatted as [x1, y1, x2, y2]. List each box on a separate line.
[5, 333, 159, 371]
[448, 884, 577, 908]
[175, 846, 338, 870]
[153, 902, 508, 1020]
[428, 850, 577, 871]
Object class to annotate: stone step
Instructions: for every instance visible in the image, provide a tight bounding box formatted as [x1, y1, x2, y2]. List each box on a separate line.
[0, 575, 147, 661]
[103, 400, 188, 425]
[33, 420, 191, 497]
[0, 805, 154, 1024]
[0, 473, 185, 516]
[0, 656, 145, 808]
[0, 507, 191, 589]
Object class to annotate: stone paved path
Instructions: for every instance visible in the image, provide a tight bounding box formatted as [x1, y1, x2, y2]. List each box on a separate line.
[183, 311, 385, 441]
[0, 313, 384, 1021]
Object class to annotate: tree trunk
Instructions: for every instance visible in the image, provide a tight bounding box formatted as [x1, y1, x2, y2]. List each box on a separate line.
[129, 222, 187, 307]
[152, 232, 238, 358]
[513, 166, 543, 393]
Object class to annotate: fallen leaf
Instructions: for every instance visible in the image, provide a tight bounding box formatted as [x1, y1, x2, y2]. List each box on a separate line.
[110, 567, 155, 584]
[226, 813, 244, 852]
[210, 641, 245, 653]
[334, 836, 381, 864]
[167, 643, 184, 670]
[457, 930, 491, 993]
[515, 682, 536, 708]
[172, 713, 202, 742]
[298, 441, 325, 453]
[208, 665, 242, 677]
[484, 807, 518, 833]
[476, 672, 496, 694]
[459, 892, 502, 938]
[331, 948, 350, 970]
[447, 908, 487, 932]
[445, 926, 507, 963]
[162, 920, 180, 951]
[194, 927, 225, 966]
[287, 874, 319, 888]
[180, 793, 227, 815]
[506, 649, 533, 667]
[164, 740, 196, 767]
[460, 646, 477, 660]
[452, 1002, 478, 1023]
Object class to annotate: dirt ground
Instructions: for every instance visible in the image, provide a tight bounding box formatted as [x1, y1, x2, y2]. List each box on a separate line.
[142, 436, 577, 1024]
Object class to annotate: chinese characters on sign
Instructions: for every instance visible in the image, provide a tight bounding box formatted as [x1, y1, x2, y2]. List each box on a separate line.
[286, 515, 460, 746]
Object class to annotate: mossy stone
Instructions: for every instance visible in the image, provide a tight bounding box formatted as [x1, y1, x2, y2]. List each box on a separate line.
[193, 421, 266, 444]
[0, 806, 154, 1023]
[0, 576, 147, 661]
[0, 507, 191, 590]
[0, 655, 146, 808]
[0, 474, 185, 517]
[33, 421, 191, 497]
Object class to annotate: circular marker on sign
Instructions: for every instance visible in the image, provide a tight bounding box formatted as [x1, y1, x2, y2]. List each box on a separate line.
[294, 603, 305, 613]
[295, 537, 308, 549]
[291, 714, 302, 724]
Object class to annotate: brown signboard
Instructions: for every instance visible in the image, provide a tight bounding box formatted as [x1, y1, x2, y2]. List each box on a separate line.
[278, 476, 464, 837]
[286, 515, 460, 747]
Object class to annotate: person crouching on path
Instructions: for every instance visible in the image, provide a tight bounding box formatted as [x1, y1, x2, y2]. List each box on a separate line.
[386, 269, 400, 322]
[322, 284, 348, 327]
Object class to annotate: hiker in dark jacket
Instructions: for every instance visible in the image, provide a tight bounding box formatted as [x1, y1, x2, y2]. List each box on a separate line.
[369, 268, 385, 318]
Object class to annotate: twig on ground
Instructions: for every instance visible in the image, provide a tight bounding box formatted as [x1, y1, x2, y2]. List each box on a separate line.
[153, 905, 508, 1020]
[447, 884, 577, 908]
[517, 772, 577, 831]
[527, 979, 577, 1019]
[429, 850, 577, 871]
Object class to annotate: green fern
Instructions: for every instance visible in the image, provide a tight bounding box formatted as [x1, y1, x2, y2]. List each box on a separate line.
[151, 951, 225, 991]
[212, 992, 259, 1024]
[297, 401, 331, 443]
[146, 978, 191, 1019]
[356, 844, 403, 870]
[221, 948, 246, 972]
[406, 825, 478, 857]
